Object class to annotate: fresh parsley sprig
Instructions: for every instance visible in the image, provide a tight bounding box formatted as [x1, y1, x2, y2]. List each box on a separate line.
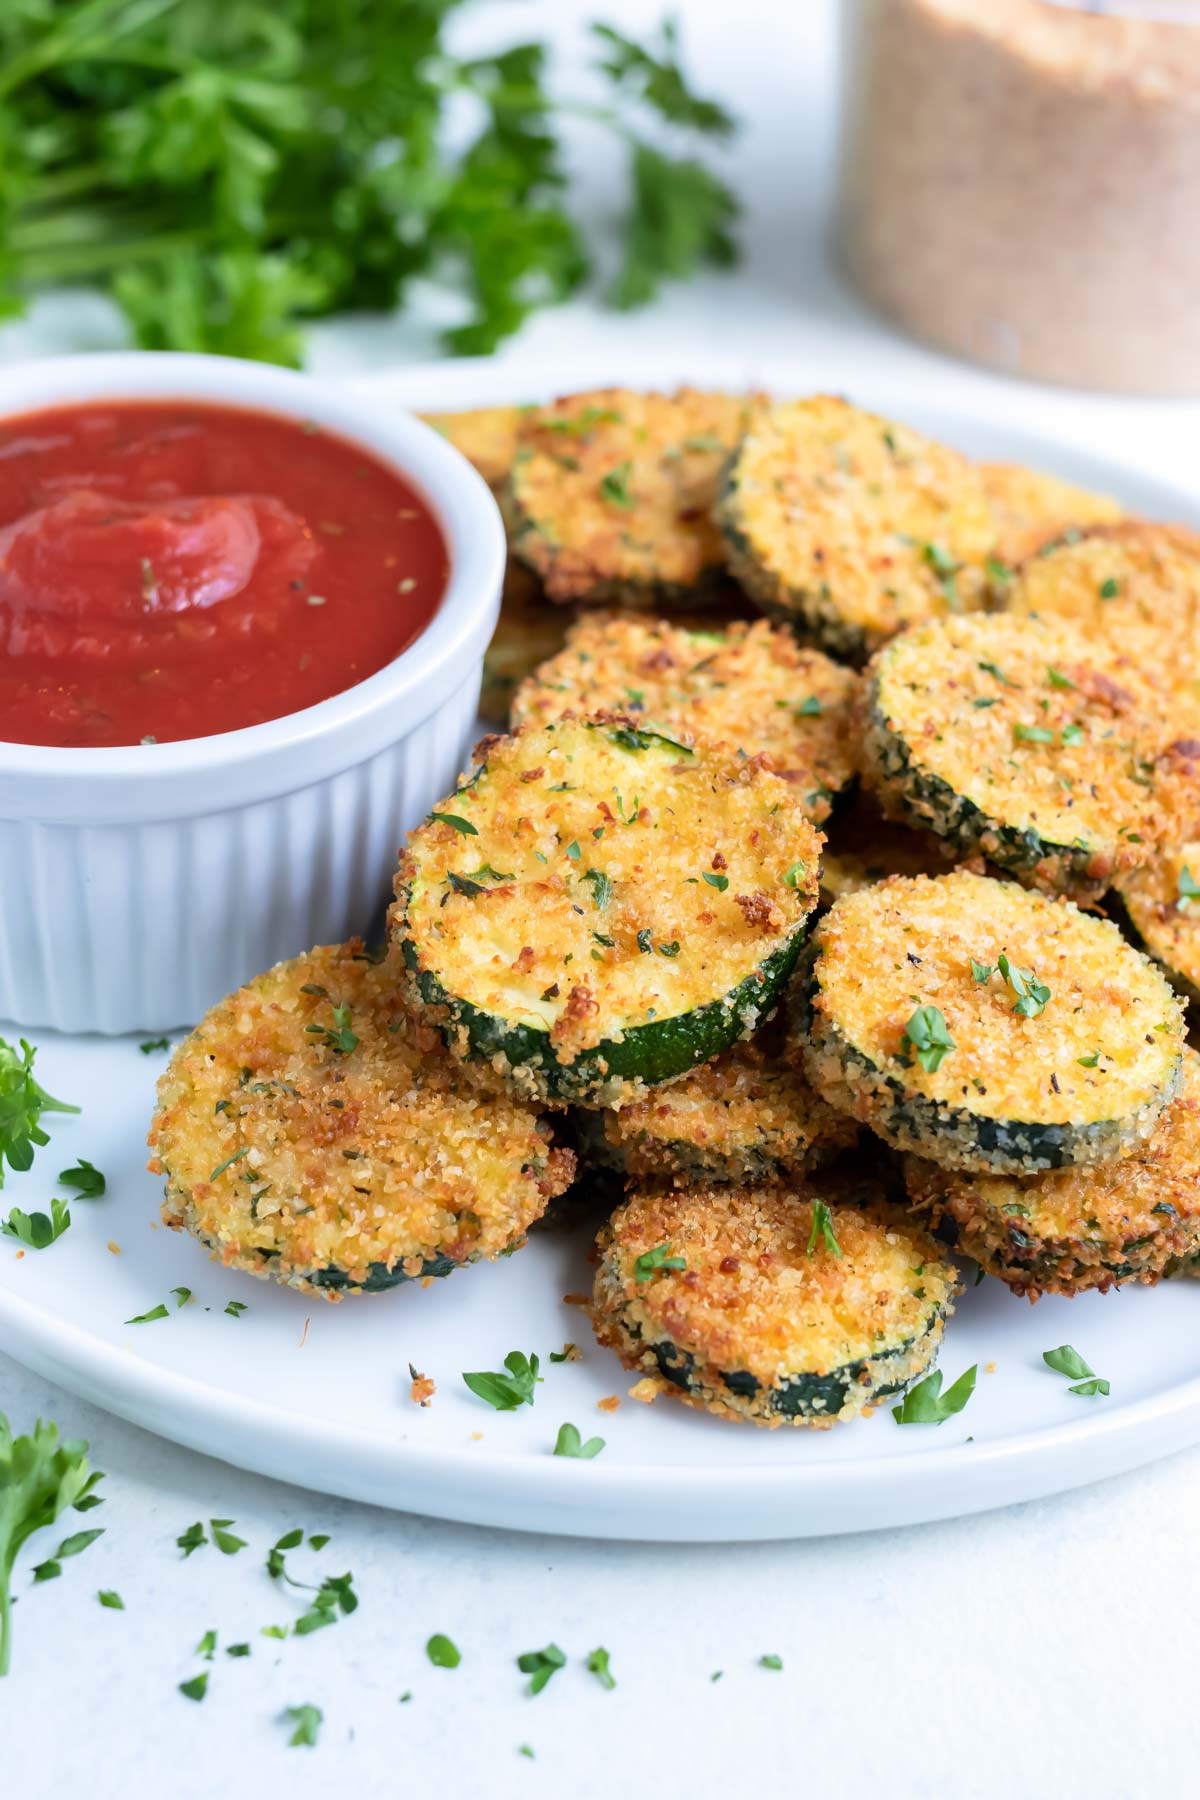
[0, 1037, 78, 1189]
[1043, 1344, 1110, 1398]
[899, 1006, 955, 1073]
[463, 1352, 543, 1412]
[892, 1365, 977, 1425]
[0, 1414, 100, 1675]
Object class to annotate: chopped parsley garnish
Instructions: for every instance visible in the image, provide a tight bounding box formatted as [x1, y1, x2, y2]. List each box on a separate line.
[892, 1364, 976, 1425]
[587, 1646, 616, 1689]
[463, 1351, 542, 1411]
[583, 868, 613, 909]
[31, 1524, 103, 1585]
[636, 928, 654, 954]
[1046, 666, 1075, 690]
[970, 959, 993, 984]
[178, 1672, 209, 1702]
[447, 872, 486, 897]
[759, 1654, 784, 1671]
[210, 1518, 248, 1555]
[224, 1300, 248, 1318]
[997, 953, 1050, 1018]
[0, 1035, 79, 1188]
[304, 1000, 359, 1055]
[518, 1642, 567, 1695]
[1077, 1052, 1100, 1068]
[565, 840, 581, 861]
[139, 1037, 170, 1054]
[1043, 1344, 1109, 1396]
[782, 860, 807, 887]
[209, 1146, 250, 1182]
[978, 659, 1016, 687]
[600, 462, 635, 508]
[429, 812, 478, 836]
[283, 1703, 323, 1747]
[609, 723, 691, 756]
[806, 1200, 841, 1259]
[545, 405, 623, 436]
[657, 940, 681, 957]
[1, 1197, 71, 1250]
[1060, 724, 1084, 746]
[125, 1303, 169, 1324]
[549, 1345, 578, 1363]
[553, 1423, 605, 1459]
[702, 871, 729, 891]
[196, 1628, 218, 1659]
[171, 1286, 191, 1309]
[899, 1005, 954, 1073]
[98, 1589, 124, 1610]
[177, 1521, 207, 1557]
[58, 1159, 106, 1197]
[985, 555, 1012, 587]
[1013, 723, 1055, 745]
[634, 1243, 686, 1282]
[426, 1633, 461, 1669]
[1098, 577, 1120, 599]
[796, 696, 823, 717]
[1177, 865, 1200, 907]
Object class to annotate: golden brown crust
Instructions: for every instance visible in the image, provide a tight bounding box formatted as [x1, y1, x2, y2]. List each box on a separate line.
[147, 942, 573, 1297]
[905, 1050, 1200, 1297]
[512, 612, 861, 824]
[1112, 840, 1200, 1008]
[980, 462, 1123, 569]
[422, 405, 524, 492]
[591, 1168, 957, 1427]
[508, 387, 763, 606]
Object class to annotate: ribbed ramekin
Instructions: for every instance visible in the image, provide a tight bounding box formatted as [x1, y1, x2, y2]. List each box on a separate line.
[0, 352, 506, 1035]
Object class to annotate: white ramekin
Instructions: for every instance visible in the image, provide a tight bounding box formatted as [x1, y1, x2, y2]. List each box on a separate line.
[0, 352, 506, 1035]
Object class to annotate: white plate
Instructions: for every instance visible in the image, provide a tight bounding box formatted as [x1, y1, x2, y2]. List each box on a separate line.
[3, 353, 1200, 1543]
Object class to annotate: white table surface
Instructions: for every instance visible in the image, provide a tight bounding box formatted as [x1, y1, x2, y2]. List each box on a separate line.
[5, 4, 1200, 1795]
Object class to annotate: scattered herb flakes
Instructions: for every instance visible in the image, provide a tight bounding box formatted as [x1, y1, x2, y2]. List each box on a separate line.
[295, 1572, 358, 1635]
[1077, 1052, 1100, 1068]
[426, 1633, 461, 1669]
[2, 1197, 71, 1249]
[899, 1005, 955, 1073]
[1060, 724, 1084, 747]
[209, 1146, 250, 1182]
[553, 1423, 605, 1459]
[98, 1590, 124, 1610]
[1068, 1377, 1111, 1398]
[139, 1038, 170, 1055]
[58, 1159, 106, 1197]
[196, 1628, 218, 1660]
[1177, 865, 1200, 906]
[583, 868, 613, 910]
[463, 1352, 542, 1411]
[759, 1654, 784, 1671]
[549, 1344, 578, 1363]
[1043, 1344, 1109, 1396]
[210, 1518, 248, 1555]
[178, 1672, 209, 1702]
[171, 1286, 192, 1309]
[125, 1303, 169, 1325]
[1099, 577, 1120, 599]
[978, 659, 1016, 687]
[518, 1642, 567, 1696]
[782, 860, 807, 888]
[634, 1242, 686, 1282]
[261, 1624, 289, 1640]
[428, 812, 478, 836]
[308, 1534, 331, 1551]
[1046, 666, 1075, 690]
[1013, 723, 1055, 746]
[224, 1300, 248, 1318]
[266, 1528, 304, 1579]
[997, 954, 1050, 1019]
[600, 462, 635, 508]
[892, 1365, 977, 1425]
[970, 959, 994, 984]
[796, 695, 823, 716]
[702, 871, 729, 891]
[177, 1522, 207, 1558]
[586, 1646, 616, 1689]
[518, 1744, 535, 1759]
[283, 1703, 323, 1748]
[304, 1001, 359, 1056]
[226, 1642, 251, 1658]
[710, 1670, 724, 1683]
[806, 1200, 842, 1259]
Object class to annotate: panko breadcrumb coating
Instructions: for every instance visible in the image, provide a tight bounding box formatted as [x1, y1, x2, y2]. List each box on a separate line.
[393, 715, 824, 1105]
[591, 1167, 957, 1427]
[905, 1050, 1200, 1298]
[148, 942, 574, 1297]
[1006, 522, 1200, 729]
[862, 611, 1197, 897]
[980, 462, 1123, 570]
[508, 387, 762, 607]
[1111, 841, 1200, 1009]
[579, 1034, 859, 1185]
[422, 405, 524, 492]
[800, 869, 1186, 1173]
[717, 395, 994, 660]
[512, 613, 860, 824]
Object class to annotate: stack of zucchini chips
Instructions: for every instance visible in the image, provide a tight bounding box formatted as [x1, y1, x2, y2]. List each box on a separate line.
[150, 389, 1200, 1437]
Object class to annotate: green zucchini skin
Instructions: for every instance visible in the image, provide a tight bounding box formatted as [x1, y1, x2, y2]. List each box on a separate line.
[646, 1323, 943, 1421]
[308, 1254, 459, 1294]
[798, 949, 1183, 1174]
[401, 926, 807, 1106]
[1106, 889, 1200, 1011]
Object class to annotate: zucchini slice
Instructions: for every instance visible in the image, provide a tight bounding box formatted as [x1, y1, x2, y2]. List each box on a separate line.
[507, 387, 762, 607]
[149, 942, 574, 1298]
[1110, 841, 1200, 1009]
[800, 869, 1186, 1173]
[591, 1166, 958, 1427]
[577, 1032, 858, 1185]
[716, 395, 994, 661]
[862, 611, 1184, 896]
[1005, 522, 1200, 731]
[979, 462, 1122, 574]
[393, 717, 823, 1105]
[818, 790, 952, 906]
[512, 612, 860, 825]
[905, 1049, 1200, 1298]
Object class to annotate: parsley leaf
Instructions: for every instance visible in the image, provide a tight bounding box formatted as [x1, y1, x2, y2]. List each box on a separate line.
[892, 1365, 977, 1425]
[58, 1159, 105, 1198]
[1043, 1344, 1109, 1396]
[177, 1521, 207, 1558]
[429, 812, 478, 836]
[970, 959, 994, 984]
[553, 1423, 605, 1460]
[463, 1352, 542, 1411]
[702, 871, 729, 891]
[900, 1005, 955, 1073]
[806, 1200, 841, 1259]
[1013, 723, 1056, 745]
[997, 954, 1051, 1018]
[634, 1243, 687, 1282]
[782, 861, 808, 887]
[210, 1518, 247, 1555]
[586, 1646, 616, 1690]
[426, 1633, 461, 1669]
[0, 1414, 99, 1671]
[517, 1642, 567, 1696]
[304, 1000, 359, 1055]
[0, 1036, 78, 1188]
[283, 1703, 322, 1747]
[125, 1303, 169, 1325]
[600, 462, 636, 508]
[760, 1653, 784, 1671]
[139, 1038, 170, 1055]
[1177, 865, 1200, 906]
[178, 1672, 209, 1702]
[1, 1196, 71, 1250]
[583, 868, 613, 910]
[98, 1589, 124, 1610]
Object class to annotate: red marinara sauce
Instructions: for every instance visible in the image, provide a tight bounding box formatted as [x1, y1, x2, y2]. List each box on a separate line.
[0, 400, 448, 748]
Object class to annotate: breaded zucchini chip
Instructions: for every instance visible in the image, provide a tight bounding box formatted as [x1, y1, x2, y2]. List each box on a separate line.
[392, 716, 823, 1106]
[980, 463, 1122, 572]
[1111, 842, 1200, 1009]
[862, 612, 1189, 897]
[578, 1035, 858, 1185]
[800, 870, 1186, 1173]
[508, 387, 761, 607]
[717, 395, 994, 660]
[818, 790, 952, 904]
[1006, 522, 1200, 727]
[905, 1050, 1200, 1298]
[591, 1168, 957, 1427]
[148, 942, 574, 1298]
[512, 613, 860, 824]
[422, 405, 524, 492]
